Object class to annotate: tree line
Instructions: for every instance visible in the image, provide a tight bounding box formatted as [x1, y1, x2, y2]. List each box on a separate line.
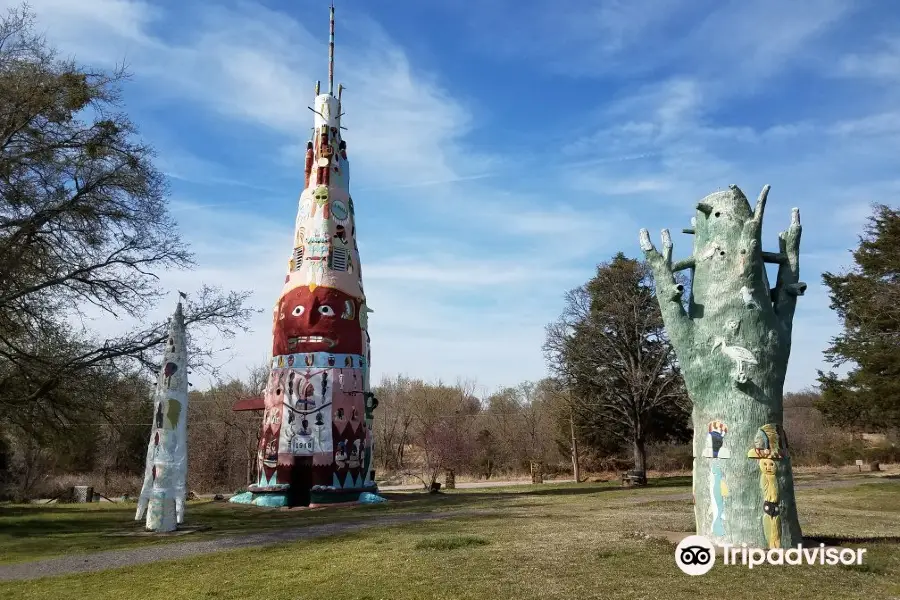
[1, 4, 897, 498]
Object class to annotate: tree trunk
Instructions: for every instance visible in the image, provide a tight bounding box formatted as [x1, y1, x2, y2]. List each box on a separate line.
[570, 413, 581, 483]
[445, 469, 456, 489]
[640, 185, 805, 549]
[632, 437, 647, 475]
[531, 461, 543, 484]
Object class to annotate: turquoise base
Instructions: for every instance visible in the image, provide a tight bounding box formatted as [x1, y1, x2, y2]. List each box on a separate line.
[228, 491, 289, 507]
[229, 485, 379, 508]
[311, 485, 378, 505]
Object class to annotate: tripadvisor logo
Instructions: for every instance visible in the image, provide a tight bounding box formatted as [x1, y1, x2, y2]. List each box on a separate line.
[675, 535, 716, 575]
[675, 535, 867, 574]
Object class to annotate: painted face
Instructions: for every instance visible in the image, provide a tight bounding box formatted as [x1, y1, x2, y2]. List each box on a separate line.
[313, 186, 329, 206]
[272, 286, 362, 355]
[258, 430, 279, 483]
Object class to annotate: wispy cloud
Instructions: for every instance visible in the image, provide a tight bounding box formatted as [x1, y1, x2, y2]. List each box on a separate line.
[8, 0, 899, 393]
[838, 37, 900, 82]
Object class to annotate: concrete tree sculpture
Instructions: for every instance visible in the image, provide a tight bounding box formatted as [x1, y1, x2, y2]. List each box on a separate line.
[638, 184, 805, 549]
[136, 300, 189, 532]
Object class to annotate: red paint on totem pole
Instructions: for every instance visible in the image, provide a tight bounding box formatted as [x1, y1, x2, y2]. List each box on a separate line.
[304, 142, 313, 188]
[272, 286, 362, 355]
[332, 384, 364, 438]
[258, 431, 279, 483]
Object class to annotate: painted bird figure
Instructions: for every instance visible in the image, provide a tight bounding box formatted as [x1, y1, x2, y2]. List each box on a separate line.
[711, 338, 758, 383]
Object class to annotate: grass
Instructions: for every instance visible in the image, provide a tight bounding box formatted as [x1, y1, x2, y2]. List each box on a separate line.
[1, 476, 898, 600]
[0, 492, 461, 564]
[2, 478, 676, 565]
[414, 533, 491, 550]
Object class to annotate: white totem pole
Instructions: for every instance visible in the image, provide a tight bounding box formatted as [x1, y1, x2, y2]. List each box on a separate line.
[136, 300, 189, 531]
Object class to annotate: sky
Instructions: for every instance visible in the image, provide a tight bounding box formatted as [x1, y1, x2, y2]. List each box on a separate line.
[7, 0, 900, 396]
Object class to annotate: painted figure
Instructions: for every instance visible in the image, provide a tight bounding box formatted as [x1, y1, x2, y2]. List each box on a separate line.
[710, 461, 730, 537]
[748, 423, 786, 459]
[702, 420, 730, 458]
[759, 458, 781, 548]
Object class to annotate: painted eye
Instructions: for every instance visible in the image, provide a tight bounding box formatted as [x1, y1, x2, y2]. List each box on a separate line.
[319, 305, 335, 316]
[292, 306, 305, 316]
[342, 300, 355, 320]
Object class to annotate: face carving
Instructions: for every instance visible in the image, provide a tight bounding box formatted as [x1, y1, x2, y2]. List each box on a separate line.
[273, 286, 362, 355]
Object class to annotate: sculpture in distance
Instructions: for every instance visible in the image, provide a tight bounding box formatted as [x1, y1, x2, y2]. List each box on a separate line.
[136, 300, 189, 532]
[639, 184, 805, 549]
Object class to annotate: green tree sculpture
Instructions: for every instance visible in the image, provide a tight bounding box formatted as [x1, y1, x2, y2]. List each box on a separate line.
[639, 184, 805, 549]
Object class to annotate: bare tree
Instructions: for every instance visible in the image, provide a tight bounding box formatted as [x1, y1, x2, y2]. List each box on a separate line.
[372, 374, 415, 473]
[0, 6, 256, 431]
[482, 386, 522, 474]
[403, 379, 479, 489]
[186, 373, 264, 493]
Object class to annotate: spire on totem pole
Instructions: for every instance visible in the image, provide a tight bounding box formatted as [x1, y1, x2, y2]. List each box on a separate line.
[328, 1, 335, 96]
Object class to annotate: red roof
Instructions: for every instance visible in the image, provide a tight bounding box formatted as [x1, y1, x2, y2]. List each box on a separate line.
[232, 396, 265, 411]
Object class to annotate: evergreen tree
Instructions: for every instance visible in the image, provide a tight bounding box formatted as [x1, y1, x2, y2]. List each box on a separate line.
[544, 253, 690, 476]
[818, 204, 900, 430]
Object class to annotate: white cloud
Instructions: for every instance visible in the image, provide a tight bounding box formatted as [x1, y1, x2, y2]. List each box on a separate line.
[838, 37, 900, 82]
[453, 0, 853, 84]
[8, 0, 894, 395]
[7, 0, 605, 391]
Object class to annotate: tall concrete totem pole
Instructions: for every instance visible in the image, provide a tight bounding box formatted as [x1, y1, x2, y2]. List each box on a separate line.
[639, 185, 805, 549]
[136, 300, 189, 532]
[241, 4, 377, 508]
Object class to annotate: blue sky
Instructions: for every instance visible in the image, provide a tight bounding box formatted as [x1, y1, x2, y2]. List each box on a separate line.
[11, 0, 900, 395]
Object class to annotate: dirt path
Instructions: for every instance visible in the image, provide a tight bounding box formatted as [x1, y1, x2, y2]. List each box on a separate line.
[379, 478, 575, 491]
[0, 511, 475, 582]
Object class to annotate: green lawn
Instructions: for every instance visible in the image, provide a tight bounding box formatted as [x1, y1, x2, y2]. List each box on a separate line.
[0, 479, 687, 565]
[1, 477, 898, 600]
[0, 490, 467, 564]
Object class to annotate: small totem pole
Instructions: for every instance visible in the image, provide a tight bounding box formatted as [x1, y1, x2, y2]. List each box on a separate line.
[135, 300, 189, 532]
[639, 184, 805, 549]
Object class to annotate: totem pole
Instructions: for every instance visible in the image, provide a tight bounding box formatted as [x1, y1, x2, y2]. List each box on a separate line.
[236, 3, 377, 508]
[136, 300, 189, 532]
[639, 184, 805, 549]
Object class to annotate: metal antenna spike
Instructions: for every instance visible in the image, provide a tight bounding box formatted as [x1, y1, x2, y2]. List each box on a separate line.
[328, 2, 335, 95]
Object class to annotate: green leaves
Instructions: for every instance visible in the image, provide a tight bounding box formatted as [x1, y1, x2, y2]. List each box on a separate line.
[819, 204, 900, 430]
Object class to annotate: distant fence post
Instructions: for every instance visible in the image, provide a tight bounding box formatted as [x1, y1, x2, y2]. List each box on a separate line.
[531, 461, 544, 484]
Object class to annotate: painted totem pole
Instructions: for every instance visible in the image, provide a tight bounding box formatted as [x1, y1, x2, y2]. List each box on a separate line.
[241, 4, 377, 507]
[136, 300, 189, 532]
[639, 184, 805, 549]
